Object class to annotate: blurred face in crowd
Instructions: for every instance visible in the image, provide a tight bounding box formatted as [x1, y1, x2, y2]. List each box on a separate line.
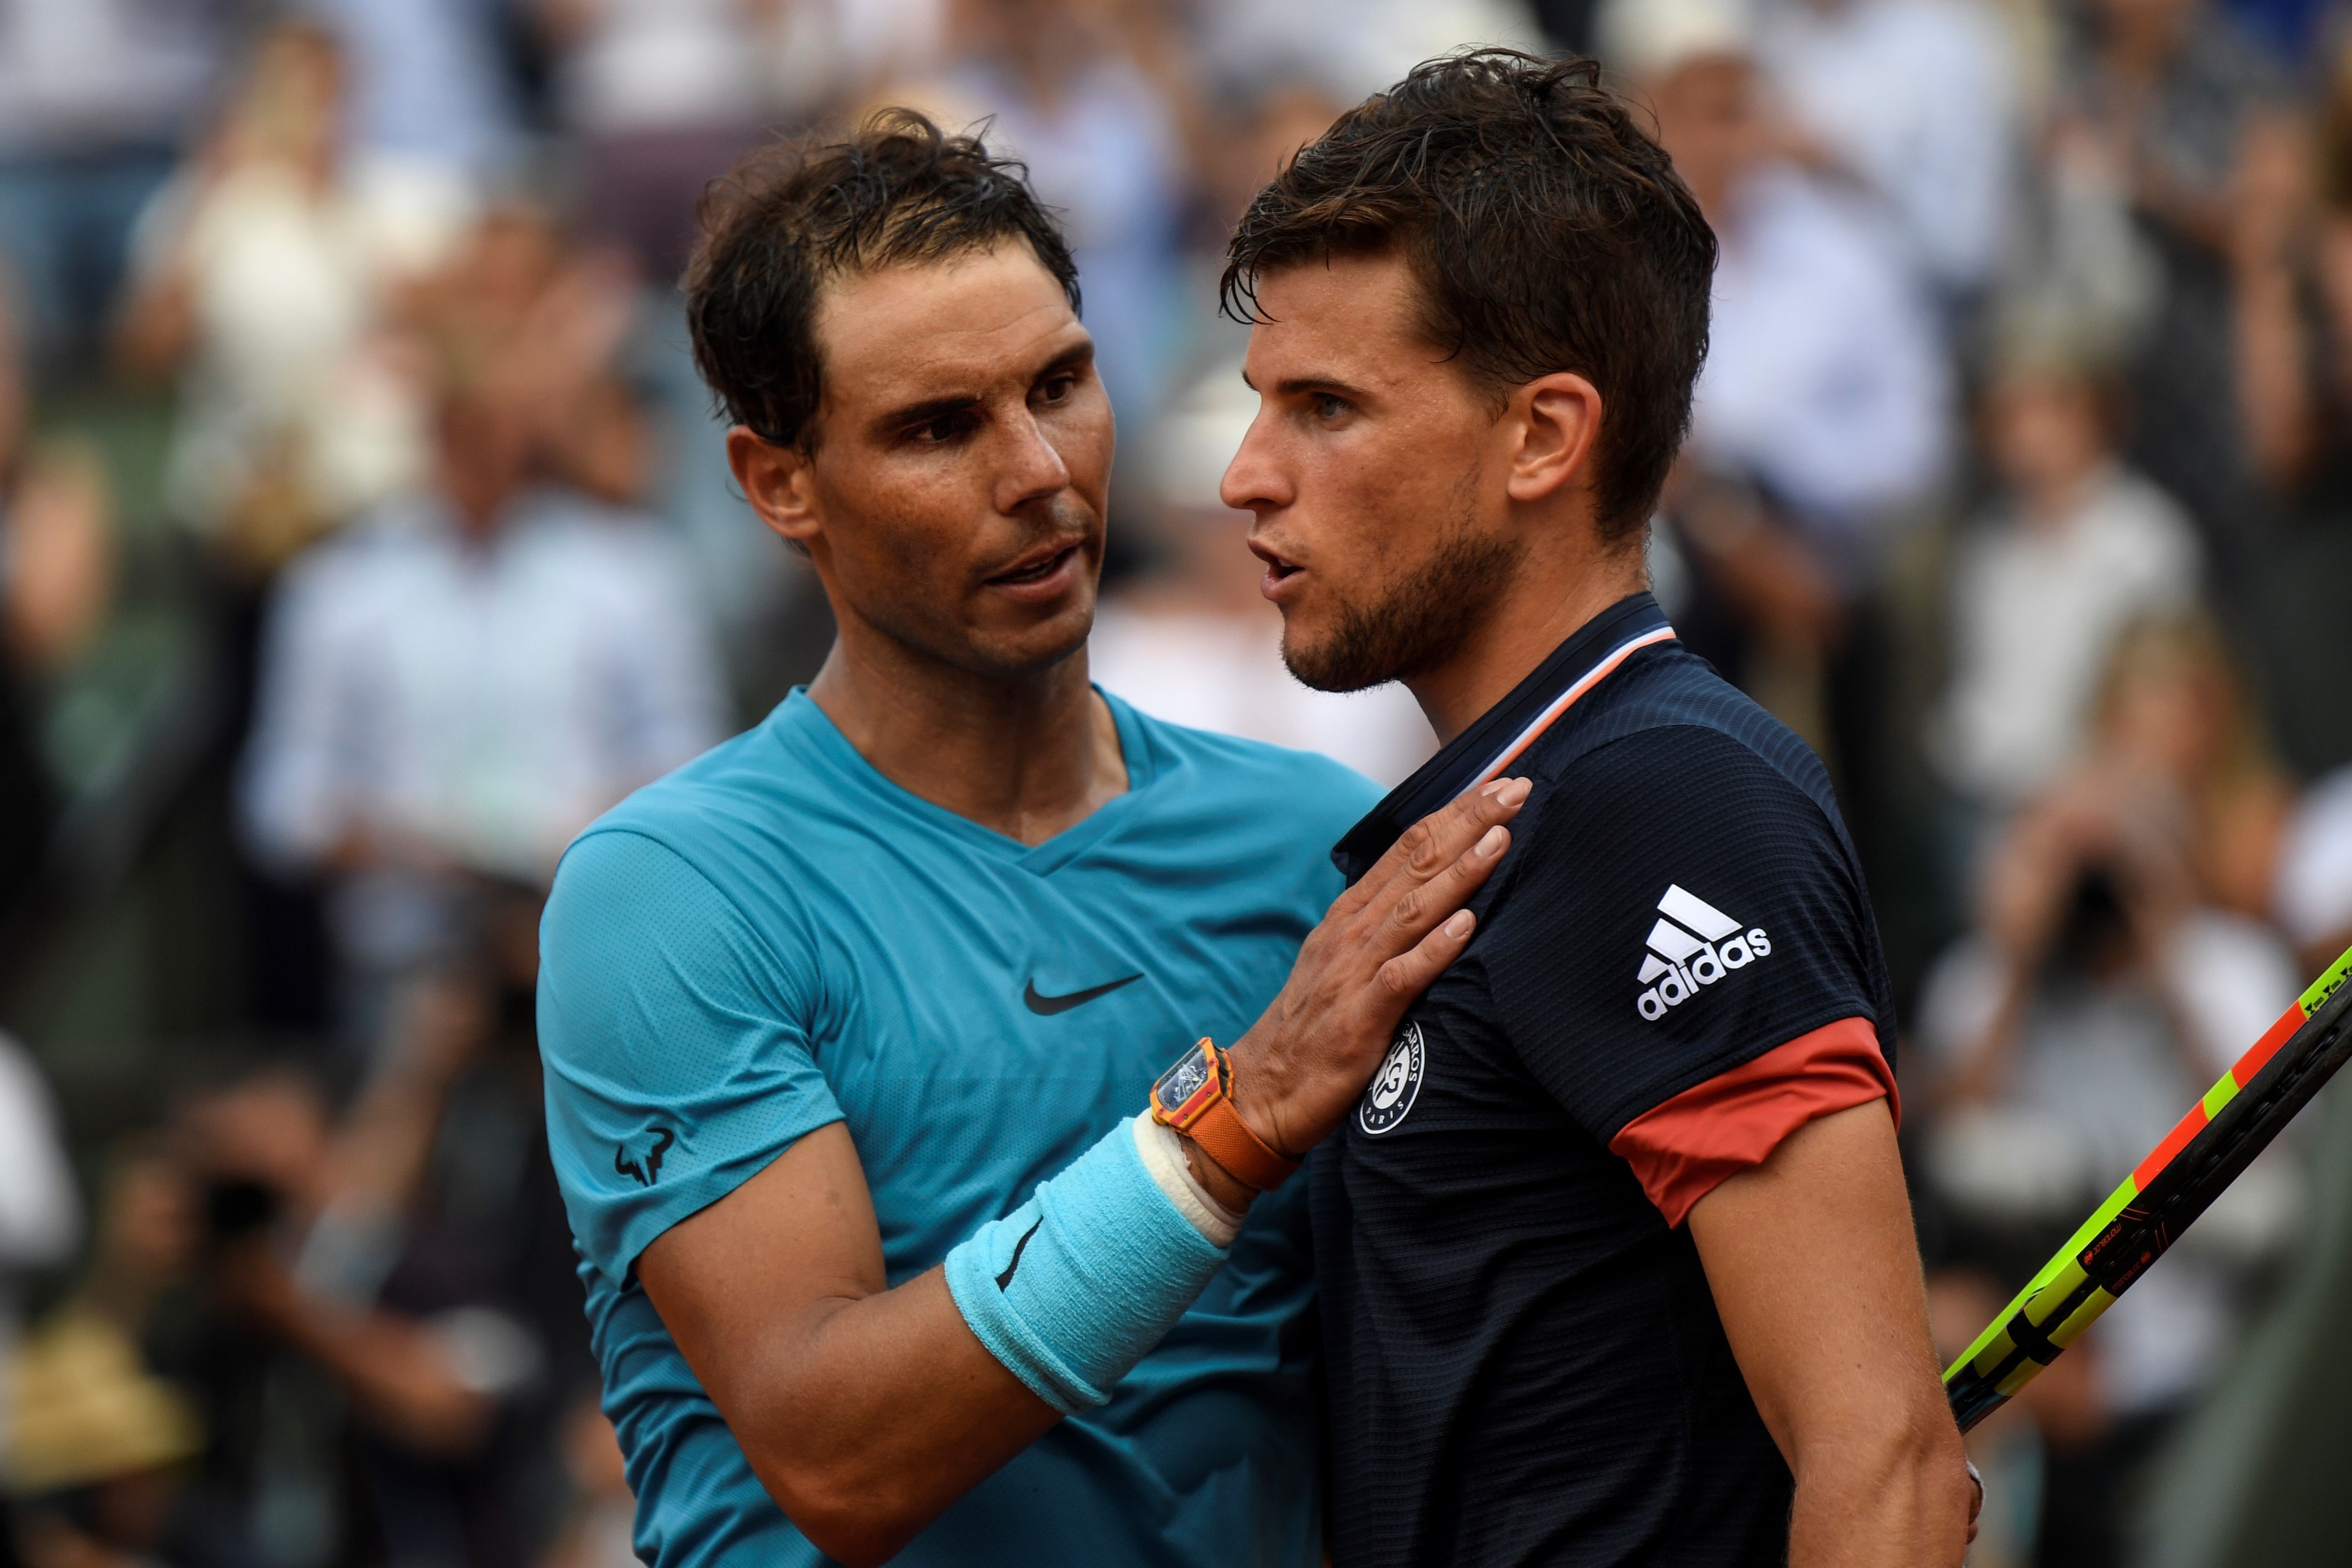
[1643, 54, 1762, 221]
[2099, 631, 2234, 786]
[732, 242, 1113, 678]
[230, 23, 346, 181]
[2092, 0, 2200, 62]
[1223, 252, 1584, 692]
[1984, 371, 2110, 517]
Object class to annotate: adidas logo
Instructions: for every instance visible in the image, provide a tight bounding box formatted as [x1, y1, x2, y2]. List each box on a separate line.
[1635, 884, 1772, 1022]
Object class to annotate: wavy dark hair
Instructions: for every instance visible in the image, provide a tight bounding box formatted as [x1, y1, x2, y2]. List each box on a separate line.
[1222, 50, 1716, 538]
[685, 109, 1080, 451]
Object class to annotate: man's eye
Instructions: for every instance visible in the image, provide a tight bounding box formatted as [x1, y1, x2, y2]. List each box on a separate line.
[1313, 394, 1350, 421]
[1037, 374, 1076, 405]
[912, 412, 972, 444]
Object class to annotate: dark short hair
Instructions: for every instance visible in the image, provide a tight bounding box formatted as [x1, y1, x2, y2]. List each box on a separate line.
[685, 109, 1080, 451]
[1222, 50, 1716, 537]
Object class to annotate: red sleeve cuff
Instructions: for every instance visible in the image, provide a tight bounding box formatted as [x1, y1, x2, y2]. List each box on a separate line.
[1606, 1016, 1895, 1228]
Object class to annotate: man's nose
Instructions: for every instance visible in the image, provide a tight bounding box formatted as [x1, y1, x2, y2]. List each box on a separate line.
[1219, 410, 1288, 514]
[997, 408, 1075, 512]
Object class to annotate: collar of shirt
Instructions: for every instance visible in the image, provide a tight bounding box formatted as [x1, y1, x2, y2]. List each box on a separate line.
[1329, 592, 1674, 884]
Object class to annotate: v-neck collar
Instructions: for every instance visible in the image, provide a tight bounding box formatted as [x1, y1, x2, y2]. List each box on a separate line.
[775, 687, 1161, 875]
[1330, 592, 1676, 882]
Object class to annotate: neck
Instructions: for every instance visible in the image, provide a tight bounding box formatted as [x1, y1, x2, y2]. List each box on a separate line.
[1404, 530, 1652, 744]
[2020, 459, 2108, 529]
[806, 614, 1126, 846]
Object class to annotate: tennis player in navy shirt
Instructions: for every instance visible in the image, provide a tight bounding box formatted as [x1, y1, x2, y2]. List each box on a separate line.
[1216, 54, 1977, 1565]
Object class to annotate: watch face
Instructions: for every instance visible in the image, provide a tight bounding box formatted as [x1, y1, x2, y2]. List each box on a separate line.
[1154, 1047, 1212, 1113]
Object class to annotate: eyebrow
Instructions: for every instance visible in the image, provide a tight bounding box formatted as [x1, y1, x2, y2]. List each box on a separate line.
[1253, 371, 1373, 402]
[870, 341, 1098, 437]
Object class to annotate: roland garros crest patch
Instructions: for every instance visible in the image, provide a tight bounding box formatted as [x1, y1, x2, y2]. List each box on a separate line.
[1358, 1022, 1426, 1135]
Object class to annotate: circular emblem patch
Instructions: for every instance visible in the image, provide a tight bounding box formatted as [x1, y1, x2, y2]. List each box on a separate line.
[1357, 1022, 1426, 1136]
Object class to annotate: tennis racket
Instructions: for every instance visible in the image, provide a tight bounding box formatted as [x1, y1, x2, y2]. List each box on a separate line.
[1944, 942, 2352, 1432]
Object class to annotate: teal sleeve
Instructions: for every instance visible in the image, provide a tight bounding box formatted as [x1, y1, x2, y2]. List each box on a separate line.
[538, 829, 843, 1284]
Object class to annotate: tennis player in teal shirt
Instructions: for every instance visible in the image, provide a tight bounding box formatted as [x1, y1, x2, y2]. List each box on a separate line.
[542, 688, 1375, 1565]
[534, 114, 1517, 1568]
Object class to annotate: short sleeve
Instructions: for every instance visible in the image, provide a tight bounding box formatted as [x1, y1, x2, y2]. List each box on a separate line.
[1484, 726, 1891, 1145]
[538, 829, 842, 1284]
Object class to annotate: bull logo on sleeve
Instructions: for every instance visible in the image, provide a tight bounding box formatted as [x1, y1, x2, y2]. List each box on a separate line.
[616, 1126, 675, 1187]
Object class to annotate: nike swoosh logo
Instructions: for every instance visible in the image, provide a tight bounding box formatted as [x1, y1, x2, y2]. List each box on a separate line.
[997, 1218, 1044, 1290]
[1023, 973, 1143, 1015]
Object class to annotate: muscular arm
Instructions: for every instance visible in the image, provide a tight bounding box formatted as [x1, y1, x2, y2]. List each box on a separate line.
[639, 1123, 1052, 1566]
[1687, 1100, 1974, 1568]
[637, 780, 1527, 1566]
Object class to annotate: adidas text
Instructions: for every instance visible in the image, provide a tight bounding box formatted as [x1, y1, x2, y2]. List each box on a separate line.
[1634, 884, 1770, 1022]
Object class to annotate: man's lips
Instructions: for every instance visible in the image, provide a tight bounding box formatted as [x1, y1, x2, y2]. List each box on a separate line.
[983, 540, 1084, 601]
[1250, 538, 1306, 603]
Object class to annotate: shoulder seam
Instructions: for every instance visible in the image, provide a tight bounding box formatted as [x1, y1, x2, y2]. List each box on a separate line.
[561, 826, 818, 1006]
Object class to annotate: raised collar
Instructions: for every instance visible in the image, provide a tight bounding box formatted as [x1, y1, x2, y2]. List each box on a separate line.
[1329, 592, 1676, 883]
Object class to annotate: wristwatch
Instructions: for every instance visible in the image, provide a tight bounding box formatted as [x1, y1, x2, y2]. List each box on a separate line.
[1149, 1038, 1301, 1191]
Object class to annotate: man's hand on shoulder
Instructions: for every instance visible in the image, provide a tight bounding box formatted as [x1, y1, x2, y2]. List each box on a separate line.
[1187, 776, 1530, 1207]
[1688, 1100, 1975, 1567]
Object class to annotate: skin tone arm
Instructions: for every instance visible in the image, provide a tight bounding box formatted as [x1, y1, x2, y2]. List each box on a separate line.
[638, 780, 1527, 1568]
[1688, 1100, 1975, 1567]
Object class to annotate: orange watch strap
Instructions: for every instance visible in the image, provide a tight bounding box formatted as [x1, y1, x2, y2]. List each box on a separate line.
[1187, 1095, 1301, 1192]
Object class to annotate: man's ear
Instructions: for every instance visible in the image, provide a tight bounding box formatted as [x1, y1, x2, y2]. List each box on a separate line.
[1505, 372, 1603, 507]
[727, 426, 822, 553]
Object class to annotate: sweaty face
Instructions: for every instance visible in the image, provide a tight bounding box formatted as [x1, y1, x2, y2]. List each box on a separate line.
[1222, 253, 1522, 693]
[800, 244, 1113, 676]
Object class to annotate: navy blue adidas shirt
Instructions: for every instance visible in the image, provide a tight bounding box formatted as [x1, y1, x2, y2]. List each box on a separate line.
[1314, 594, 1898, 1567]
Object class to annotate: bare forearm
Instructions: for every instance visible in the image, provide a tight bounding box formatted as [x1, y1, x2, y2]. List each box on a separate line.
[655, 1264, 1055, 1566]
[1787, 1423, 1972, 1568]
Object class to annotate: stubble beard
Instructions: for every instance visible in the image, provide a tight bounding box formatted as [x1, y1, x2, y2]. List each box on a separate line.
[1279, 472, 1524, 694]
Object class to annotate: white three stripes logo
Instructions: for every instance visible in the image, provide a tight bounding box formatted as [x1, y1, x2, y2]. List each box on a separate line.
[1634, 885, 1772, 1022]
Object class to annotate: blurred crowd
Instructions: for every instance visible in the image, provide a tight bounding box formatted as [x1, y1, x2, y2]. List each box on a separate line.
[0, 0, 2350, 1565]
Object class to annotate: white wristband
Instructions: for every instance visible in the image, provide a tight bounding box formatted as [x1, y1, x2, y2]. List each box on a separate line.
[1132, 1110, 1245, 1246]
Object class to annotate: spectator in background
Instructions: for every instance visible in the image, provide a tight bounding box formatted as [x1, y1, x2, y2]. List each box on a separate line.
[238, 202, 724, 1052]
[0, 1030, 81, 1524]
[0, 287, 115, 926]
[535, 0, 776, 284]
[2272, 762, 2352, 969]
[1932, 323, 2203, 817]
[7, 1304, 202, 1568]
[1755, 0, 2021, 311]
[115, 19, 474, 580]
[2224, 47, 2352, 777]
[2062, 0, 2290, 555]
[1190, 0, 1543, 108]
[308, 0, 523, 192]
[1916, 611, 2302, 1566]
[0, 0, 225, 377]
[135, 985, 582, 1568]
[1605, 0, 1950, 553]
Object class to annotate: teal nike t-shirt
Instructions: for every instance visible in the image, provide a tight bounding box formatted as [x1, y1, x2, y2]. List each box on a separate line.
[538, 687, 1382, 1568]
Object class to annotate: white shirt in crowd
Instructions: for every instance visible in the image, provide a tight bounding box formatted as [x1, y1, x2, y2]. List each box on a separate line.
[133, 155, 473, 540]
[1690, 165, 1952, 549]
[1932, 464, 2202, 807]
[2275, 765, 2352, 955]
[240, 488, 726, 886]
[1089, 607, 1435, 790]
[0, 1031, 77, 1455]
[1756, 0, 2018, 296]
